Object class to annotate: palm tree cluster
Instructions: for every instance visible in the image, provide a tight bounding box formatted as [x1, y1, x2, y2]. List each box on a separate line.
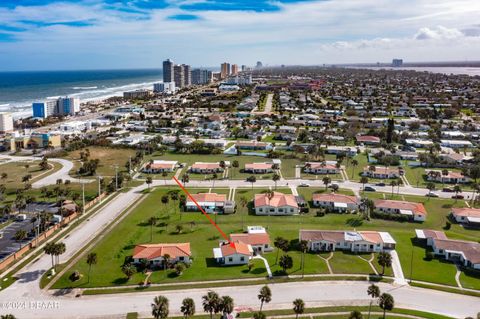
[202, 290, 234, 319]
[43, 242, 66, 271]
[365, 283, 395, 319]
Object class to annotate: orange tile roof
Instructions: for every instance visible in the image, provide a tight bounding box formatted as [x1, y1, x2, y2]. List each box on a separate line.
[374, 199, 427, 216]
[312, 193, 358, 205]
[192, 162, 221, 170]
[359, 231, 383, 244]
[254, 192, 298, 208]
[230, 233, 270, 246]
[188, 193, 226, 203]
[220, 241, 252, 256]
[451, 207, 480, 218]
[245, 163, 273, 170]
[133, 243, 191, 260]
[305, 162, 337, 170]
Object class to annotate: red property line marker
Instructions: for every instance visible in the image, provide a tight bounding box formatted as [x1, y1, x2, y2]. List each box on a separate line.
[172, 176, 234, 248]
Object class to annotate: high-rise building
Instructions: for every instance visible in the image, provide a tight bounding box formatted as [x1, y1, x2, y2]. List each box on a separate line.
[220, 62, 230, 78]
[192, 69, 211, 85]
[57, 97, 80, 115]
[392, 59, 403, 67]
[32, 97, 80, 119]
[241, 65, 247, 72]
[163, 59, 174, 82]
[0, 112, 14, 133]
[231, 64, 239, 75]
[154, 82, 176, 93]
[174, 64, 185, 88]
[256, 61, 263, 69]
[182, 64, 191, 87]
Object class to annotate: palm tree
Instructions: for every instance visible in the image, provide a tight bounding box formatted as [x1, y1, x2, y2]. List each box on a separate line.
[272, 173, 280, 189]
[0, 315, 16, 319]
[377, 252, 392, 275]
[151, 295, 169, 319]
[162, 253, 171, 271]
[349, 310, 363, 319]
[247, 175, 257, 189]
[146, 177, 153, 189]
[453, 185, 462, 202]
[426, 182, 436, 198]
[274, 237, 288, 264]
[322, 176, 331, 190]
[441, 169, 449, 187]
[181, 298, 195, 318]
[54, 242, 66, 268]
[389, 180, 397, 198]
[360, 176, 369, 192]
[279, 254, 293, 273]
[379, 293, 394, 319]
[298, 240, 308, 278]
[293, 298, 305, 319]
[86, 252, 97, 283]
[231, 160, 239, 178]
[367, 284, 380, 319]
[211, 173, 218, 188]
[258, 285, 272, 311]
[148, 216, 158, 241]
[13, 229, 27, 249]
[220, 295, 234, 316]
[44, 242, 56, 268]
[121, 263, 137, 280]
[202, 290, 221, 319]
[162, 171, 168, 185]
[170, 191, 179, 215]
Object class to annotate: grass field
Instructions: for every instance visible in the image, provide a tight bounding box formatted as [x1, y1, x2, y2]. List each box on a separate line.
[0, 160, 62, 189]
[51, 186, 480, 290]
[64, 146, 137, 178]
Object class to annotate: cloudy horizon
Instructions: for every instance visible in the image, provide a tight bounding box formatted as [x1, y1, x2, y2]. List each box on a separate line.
[1, 0, 480, 71]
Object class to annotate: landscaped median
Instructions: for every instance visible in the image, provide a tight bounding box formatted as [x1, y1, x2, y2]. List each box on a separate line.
[126, 305, 455, 319]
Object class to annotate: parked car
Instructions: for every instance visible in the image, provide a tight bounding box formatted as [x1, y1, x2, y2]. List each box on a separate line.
[425, 192, 439, 198]
[442, 187, 454, 192]
[329, 183, 339, 189]
[451, 194, 464, 199]
[375, 182, 386, 187]
[364, 186, 376, 192]
[299, 183, 310, 187]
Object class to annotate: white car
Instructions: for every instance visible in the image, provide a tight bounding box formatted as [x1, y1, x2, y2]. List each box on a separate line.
[299, 183, 310, 187]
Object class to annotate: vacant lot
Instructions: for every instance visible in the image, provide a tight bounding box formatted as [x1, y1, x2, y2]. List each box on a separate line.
[0, 160, 62, 189]
[64, 147, 137, 177]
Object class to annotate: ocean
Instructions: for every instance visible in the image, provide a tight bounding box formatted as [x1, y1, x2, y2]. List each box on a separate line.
[0, 69, 162, 118]
[351, 66, 480, 77]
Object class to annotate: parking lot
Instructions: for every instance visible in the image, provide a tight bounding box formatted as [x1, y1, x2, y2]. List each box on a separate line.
[0, 217, 38, 261]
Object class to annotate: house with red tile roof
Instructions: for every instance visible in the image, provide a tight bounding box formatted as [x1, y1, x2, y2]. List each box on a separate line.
[236, 140, 272, 150]
[451, 208, 480, 225]
[299, 230, 396, 253]
[312, 193, 359, 212]
[229, 226, 272, 253]
[416, 229, 480, 270]
[426, 170, 471, 184]
[374, 199, 427, 222]
[190, 162, 225, 174]
[185, 193, 235, 214]
[244, 162, 274, 174]
[254, 192, 299, 215]
[132, 243, 191, 267]
[362, 166, 402, 179]
[356, 135, 380, 145]
[303, 162, 339, 175]
[213, 241, 253, 265]
[142, 160, 178, 173]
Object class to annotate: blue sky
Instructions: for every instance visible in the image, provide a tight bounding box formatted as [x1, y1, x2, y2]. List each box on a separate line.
[0, 0, 480, 70]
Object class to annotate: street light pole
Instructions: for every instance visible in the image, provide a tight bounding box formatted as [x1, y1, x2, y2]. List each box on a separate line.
[98, 176, 102, 202]
[115, 165, 118, 191]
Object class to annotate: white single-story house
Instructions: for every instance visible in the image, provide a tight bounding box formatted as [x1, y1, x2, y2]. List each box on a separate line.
[362, 166, 402, 179]
[185, 193, 235, 214]
[254, 192, 299, 215]
[229, 226, 272, 254]
[213, 241, 253, 265]
[244, 162, 274, 174]
[312, 193, 359, 212]
[299, 230, 396, 253]
[374, 199, 427, 222]
[132, 243, 191, 267]
[304, 162, 339, 175]
[142, 160, 178, 173]
[451, 208, 480, 226]
[190, 162, 225, 174]
[426, 170, 471, 184]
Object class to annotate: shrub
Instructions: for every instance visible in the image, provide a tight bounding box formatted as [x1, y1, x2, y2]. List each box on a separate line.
[317, 210, 325, 217]
[371, 211, 410, 222]
[425, 251, 434, 261]
[444, 221, 451, 230]
[175, 263, 186, 276]
[69, 270, 81, 282]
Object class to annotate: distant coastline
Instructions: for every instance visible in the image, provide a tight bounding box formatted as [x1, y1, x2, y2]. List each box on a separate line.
[0, 69, 162, 119]
[348, 66, 480, 77]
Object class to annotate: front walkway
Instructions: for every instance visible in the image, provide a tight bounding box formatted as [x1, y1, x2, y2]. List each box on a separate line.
[252, 255, 272, 278]
[389, 250, 407, 285]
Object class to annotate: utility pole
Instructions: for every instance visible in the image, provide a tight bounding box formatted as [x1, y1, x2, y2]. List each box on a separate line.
[98, 176, 102, 203]
[115, 165, 119, 191]
[82, 182, 85, 214]
[129, 156, 132, 174]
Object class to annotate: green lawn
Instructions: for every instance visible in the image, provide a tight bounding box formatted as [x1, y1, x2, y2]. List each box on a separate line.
[459, 268, 480, 290]
[403, 165, 475, 191]
[0, 160, 62, 189]
[52, 186, 480, 290]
